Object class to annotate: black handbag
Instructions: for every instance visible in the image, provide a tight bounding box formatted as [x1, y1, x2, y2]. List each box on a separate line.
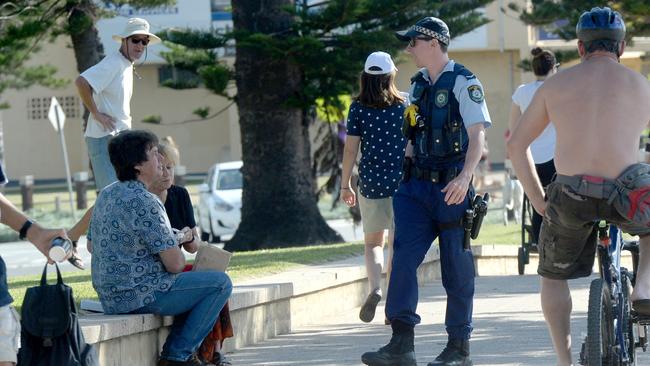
[17, 264, 98, 366]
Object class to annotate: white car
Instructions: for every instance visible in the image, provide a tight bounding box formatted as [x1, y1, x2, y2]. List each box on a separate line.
[197, 161, 243, 243]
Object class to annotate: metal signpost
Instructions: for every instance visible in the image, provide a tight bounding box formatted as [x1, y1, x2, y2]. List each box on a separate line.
[48, 97, 76, 220]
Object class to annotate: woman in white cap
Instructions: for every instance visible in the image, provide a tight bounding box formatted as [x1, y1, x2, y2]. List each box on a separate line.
[68, 18, 161, 269]
[341, 51, 407, 324]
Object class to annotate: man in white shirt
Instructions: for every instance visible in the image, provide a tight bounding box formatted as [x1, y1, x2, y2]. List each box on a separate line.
[75, 17, 160, 191]
[69, 18, 160, 270]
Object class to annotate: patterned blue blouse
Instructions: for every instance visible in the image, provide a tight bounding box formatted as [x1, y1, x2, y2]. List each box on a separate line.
[90, 180, 178, 314]
[346, 101, 407, 199]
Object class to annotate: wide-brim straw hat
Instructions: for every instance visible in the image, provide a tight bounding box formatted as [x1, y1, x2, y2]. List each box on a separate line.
[112, 17, 161, 45]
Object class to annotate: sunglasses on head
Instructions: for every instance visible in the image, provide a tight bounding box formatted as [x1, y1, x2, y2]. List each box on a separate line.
[408, 36, 433, 48]
[129, 37, 150, 46]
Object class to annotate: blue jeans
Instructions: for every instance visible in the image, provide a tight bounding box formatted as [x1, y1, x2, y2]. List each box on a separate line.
[387, 179, 475, 340]
[131, 271, 232, 362]
[85, 136, 118, 191]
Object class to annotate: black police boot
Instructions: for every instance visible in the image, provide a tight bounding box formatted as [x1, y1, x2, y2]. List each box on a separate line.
[427, 338, 472, 366]
[361, 320, 417, 366]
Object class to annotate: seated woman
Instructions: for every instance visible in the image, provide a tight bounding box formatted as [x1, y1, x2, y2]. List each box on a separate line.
[152, 136, 234, 366]
[90, 130, 232, 366]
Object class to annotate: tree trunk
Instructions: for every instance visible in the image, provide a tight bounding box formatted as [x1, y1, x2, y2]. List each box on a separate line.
[225, 0, 342, 251]
[68, 2, 104, 73]
[67, 1, 104, 128]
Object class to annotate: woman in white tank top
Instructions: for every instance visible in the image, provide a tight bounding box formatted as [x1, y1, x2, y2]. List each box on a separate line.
[508, 47, 559, 244]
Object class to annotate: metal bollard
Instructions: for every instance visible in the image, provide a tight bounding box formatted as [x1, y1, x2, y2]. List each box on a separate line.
[174, 165, 187, 187]
[54, 196, 61, 213]
[74, 171, 88, 210]
[20, 175, 33, 211]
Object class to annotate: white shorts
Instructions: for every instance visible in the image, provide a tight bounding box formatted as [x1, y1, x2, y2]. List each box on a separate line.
[0, 305, 20, 363]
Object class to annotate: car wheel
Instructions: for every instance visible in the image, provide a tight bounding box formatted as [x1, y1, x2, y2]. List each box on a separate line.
[200, 230, 210, 242]
[207, 216, 221, 243]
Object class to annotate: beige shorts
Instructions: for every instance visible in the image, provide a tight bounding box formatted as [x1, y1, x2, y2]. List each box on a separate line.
[358, 195, 394, 234]
[0, 305, 20, 363]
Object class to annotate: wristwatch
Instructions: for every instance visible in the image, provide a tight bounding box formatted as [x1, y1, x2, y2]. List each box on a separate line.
[19, 219, 33, 240]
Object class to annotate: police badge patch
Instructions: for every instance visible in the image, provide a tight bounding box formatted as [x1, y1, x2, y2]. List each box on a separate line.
[468, 85, 484, 103]
[435, 90, 448, 108]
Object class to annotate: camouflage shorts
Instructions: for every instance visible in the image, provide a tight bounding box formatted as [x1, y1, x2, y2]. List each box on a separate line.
[538, 163, 650, 280]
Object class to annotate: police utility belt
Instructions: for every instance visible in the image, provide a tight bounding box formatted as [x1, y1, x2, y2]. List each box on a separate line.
[401, 157, 489, 250]
[409, 165, 459, 184]
[401, 157, 458, 185]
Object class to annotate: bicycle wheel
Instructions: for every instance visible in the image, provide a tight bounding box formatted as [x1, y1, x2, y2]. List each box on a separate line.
[621, 270, 637, 365]
[587, 278, 615, 366]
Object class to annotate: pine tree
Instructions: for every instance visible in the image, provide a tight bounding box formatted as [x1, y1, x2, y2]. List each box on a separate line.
[160, 0, 495, 251]
[508, 0, 650, 65]
[0, 1, 67, 107]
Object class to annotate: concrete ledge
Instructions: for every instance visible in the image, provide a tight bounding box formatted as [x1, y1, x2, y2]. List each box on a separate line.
[80, 245, 441, 365]
[84, 244, 613, 364]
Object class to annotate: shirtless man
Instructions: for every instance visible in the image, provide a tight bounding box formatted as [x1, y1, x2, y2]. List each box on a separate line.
[508, 7, 650, 366]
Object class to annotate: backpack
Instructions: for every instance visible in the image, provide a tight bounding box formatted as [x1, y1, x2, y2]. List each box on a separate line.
[17, 264, 98, 366]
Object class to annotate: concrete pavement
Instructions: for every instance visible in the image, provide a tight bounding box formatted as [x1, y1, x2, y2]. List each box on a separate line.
[230, 274, 650, 365]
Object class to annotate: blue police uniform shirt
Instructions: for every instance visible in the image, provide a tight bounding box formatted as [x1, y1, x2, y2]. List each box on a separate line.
[346, 100, 408, 199]
[409, 60, 492, 130]
[90, 180, 178, 314]
[0, 164, 11, 307]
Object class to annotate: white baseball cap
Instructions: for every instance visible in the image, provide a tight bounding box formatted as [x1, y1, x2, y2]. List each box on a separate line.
[112, 18, 161, 45]
[364, 51, 397, 75]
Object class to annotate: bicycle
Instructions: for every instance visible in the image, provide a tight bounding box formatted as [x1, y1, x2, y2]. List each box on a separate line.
[580, 222, 649, 365]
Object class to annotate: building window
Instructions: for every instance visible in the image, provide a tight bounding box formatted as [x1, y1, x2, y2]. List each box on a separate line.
[211, 23, 235, 57]
[537, 19, 569, 41]
[211, 0, 231, 12]
[27, 96, 80, 120]
[158, 66, 201, 89]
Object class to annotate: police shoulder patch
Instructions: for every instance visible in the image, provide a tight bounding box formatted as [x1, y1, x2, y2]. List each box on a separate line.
[434, 90, 448, 108]
[467, 85, 484, 103]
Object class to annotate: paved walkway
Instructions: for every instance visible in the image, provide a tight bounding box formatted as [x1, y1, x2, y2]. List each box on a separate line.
[230, 274, 650, 365]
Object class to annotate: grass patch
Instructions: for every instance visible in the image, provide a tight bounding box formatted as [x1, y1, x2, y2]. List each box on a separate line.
[0, 208, 80, 242]
[8, 242, 364, 312]
[473, 222, 520, 245]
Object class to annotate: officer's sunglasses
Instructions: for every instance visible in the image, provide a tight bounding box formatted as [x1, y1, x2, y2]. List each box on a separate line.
[129, 37, 150, 46]
[408, 36, 433, 48]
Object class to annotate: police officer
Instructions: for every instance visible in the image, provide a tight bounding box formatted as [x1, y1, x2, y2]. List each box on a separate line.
[361, 17, 491, 366]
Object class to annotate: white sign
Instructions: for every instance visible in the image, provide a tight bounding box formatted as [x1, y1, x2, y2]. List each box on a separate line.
[47, 96, 76, 220]
[47, 97, 66, 132]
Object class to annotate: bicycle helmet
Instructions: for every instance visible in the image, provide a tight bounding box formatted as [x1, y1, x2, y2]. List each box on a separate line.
[576, 7, 625, 42]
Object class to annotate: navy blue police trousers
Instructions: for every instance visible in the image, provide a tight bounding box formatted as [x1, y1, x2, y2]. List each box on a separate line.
[386, 178, 475, 340]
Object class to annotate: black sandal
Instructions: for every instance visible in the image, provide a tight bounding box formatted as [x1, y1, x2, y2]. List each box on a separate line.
[67, 241, 86, 270]
[213, 352, 232, 366]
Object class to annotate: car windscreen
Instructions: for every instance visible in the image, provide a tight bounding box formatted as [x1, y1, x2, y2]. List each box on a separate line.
[216, 169, 242, 190]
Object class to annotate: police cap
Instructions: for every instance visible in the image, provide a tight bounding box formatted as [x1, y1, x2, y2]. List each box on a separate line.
[395, 17, 450, 46]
